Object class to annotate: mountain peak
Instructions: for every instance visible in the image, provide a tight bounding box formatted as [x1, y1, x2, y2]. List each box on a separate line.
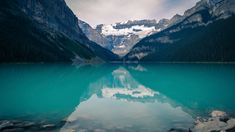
[125, 0, 235, 62]
[90, 19, 169, 56]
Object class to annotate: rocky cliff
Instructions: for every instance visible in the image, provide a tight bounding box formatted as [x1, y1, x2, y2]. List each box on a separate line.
[0, 0, 118, 62]
[125, 0, 235, 62]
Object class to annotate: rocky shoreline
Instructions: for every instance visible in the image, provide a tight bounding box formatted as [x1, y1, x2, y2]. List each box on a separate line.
[191, 110, 235, 132]
[169, 110, 235, 132]
[0, 120, 65, 132]
[1, 111, 235, 132]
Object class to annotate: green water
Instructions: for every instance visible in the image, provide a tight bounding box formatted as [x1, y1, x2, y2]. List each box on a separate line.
[0, 64, 235, 131]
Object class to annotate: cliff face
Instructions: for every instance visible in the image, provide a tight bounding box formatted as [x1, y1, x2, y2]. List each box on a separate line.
[16, 0, 86, 42]
[78, 20, 110, 49]
[93, 19, 169, 56]
[0, 0, 118, 62]
[168, 0, 235, 27]
[125, 0, 235, 62]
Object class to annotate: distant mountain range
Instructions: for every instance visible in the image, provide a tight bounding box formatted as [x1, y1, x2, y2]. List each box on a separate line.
[95, 19, 170, 56]
[0, 0, 234, 63]
[0, 0, 118, 63]
[125, 0, 235, 62]
[79, 19, 171, 56]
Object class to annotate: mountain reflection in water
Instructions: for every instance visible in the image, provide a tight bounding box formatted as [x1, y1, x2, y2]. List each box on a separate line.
[1, 64, 235, 131]
[61, 67, 194, 132]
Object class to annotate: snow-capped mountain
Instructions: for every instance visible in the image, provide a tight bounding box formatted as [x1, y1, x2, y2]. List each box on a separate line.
[125, 0, 235, 62]
[74, 0, 235, 58]
[95, 19, 170, 56]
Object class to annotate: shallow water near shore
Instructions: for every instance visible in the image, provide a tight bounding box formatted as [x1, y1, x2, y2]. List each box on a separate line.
[0, 63, 235, 131]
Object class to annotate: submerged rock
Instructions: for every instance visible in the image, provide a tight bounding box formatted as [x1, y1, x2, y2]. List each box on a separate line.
[211, 110, 227, 118]
[192, 111, 235, 132]
[0, 120, 60, 131]
[168, 128, 191, 132]
[2, 128, 25, 132]
[41, 124, 56, 129]
[0, 121, 14, 130]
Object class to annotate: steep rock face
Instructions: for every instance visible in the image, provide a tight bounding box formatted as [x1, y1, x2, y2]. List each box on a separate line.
[168, 14, 184, 27]
[78, 20, 111, 49]
[0, 0, 118, 62]
[184, 0, 235, 18]
[168, 0, 235, 27]
[17, 0, 86, 42]
[95, 19, 169, 56]
[125, 0, 235, 62]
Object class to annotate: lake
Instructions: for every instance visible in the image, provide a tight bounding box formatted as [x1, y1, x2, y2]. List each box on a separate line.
[0, 63, 235, 131]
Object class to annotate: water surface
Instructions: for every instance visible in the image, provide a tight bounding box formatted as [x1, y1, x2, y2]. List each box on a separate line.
[0, 63, 235, 131]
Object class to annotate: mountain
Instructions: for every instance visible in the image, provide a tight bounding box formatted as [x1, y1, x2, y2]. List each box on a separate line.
[0, 0, 118, 63]
[77, 20, 111, 49]
[95, 19, 170, 56]
[125, 0, 235, 62]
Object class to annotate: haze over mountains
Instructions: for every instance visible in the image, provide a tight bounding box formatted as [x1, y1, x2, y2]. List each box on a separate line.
[0, 0, 234, 63]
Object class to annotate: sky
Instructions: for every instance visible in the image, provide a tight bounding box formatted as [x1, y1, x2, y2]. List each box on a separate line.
[65, 0, 199, 27]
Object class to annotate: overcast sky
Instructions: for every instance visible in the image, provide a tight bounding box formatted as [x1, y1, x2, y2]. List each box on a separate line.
[65, 0, 199, 27]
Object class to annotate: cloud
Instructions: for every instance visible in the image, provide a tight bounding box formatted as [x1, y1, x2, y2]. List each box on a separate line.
[65, 0, 199, 27]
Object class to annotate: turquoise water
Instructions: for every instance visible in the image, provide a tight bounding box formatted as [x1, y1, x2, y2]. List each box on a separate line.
[0, 64, 235, 131]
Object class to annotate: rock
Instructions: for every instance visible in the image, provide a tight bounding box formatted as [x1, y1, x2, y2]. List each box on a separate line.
[0, 120, 61, 131]
[194, 118, 227, 132]
[78, 129, 87, 132]
[227, 126, 235, 132]
[14, 121, 35, 128]
[56, 120, 67, 128]
[220, 116, 230, 123]
[225, 118, 235, 130]
[193, 111, 235, 132]
[94, 129, 106, 132]
[2, 128, 24, 132]
[168, 128, 190, 132]
[0, 121, 14, 130]
[211, 110, 227, 118]
[41, 124, 56, 129]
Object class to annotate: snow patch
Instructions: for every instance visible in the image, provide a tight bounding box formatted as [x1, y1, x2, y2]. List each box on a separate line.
[101, 85, 159, 99]
[101, 25, 157, 38]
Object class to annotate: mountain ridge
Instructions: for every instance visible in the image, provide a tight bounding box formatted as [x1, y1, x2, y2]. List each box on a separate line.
[94, 19, 169, 56]
[124, 0, 235, 62]
[0, 0, 118, 63]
